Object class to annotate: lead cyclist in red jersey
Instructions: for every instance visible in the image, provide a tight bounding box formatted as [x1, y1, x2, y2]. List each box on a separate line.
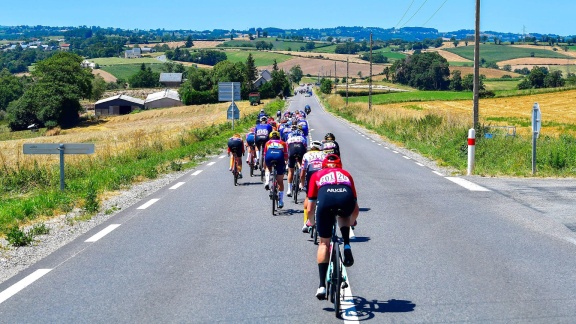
[307, 154, 359, 299]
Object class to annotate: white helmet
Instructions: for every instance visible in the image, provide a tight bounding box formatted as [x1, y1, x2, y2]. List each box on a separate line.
[310, 140, 322, 150]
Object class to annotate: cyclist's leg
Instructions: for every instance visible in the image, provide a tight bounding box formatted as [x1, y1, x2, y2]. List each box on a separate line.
[286, 152, 295, 196]
[311, 198, 332, 297]
[275, 159, 286, 207]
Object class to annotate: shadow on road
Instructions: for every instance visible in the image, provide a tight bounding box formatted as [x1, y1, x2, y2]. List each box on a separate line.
[239, 181, 263, 186]
[350, 236, 370, 243]
[359, 207, 371, 212]
[326, 297, 415, 321]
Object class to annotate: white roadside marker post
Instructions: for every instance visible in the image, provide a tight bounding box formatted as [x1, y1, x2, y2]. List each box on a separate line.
[467, 129, 476, 176]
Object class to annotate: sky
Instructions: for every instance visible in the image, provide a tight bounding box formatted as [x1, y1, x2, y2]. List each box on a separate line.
[1, 0, 574, 36]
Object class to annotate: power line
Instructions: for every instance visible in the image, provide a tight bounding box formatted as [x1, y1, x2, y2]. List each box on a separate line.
[422, 0, 450, 26]
[400, 0, 429, 29]
[395, 0, 416, 29]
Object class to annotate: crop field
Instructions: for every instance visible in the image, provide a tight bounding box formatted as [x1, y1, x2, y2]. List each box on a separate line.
[483, 80, 521, 91]
[223, 50, 293, 66]
[445, 44, 571, 62]
[90, 57, 161, 65]
[449, 66, 521, 78]
[311, 44, 338, 53]
[100, 63, 164, 80]
[347, 91, 473, 105]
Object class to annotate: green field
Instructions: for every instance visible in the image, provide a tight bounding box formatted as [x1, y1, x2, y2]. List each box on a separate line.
[100, 63, 165, 80]
[484, 80, 521, 91]
[449, 62, 473, 67]
[311, 44, 338, 53]
[224, 51, 293, 66]
[446, 44, 571, 62]
[348, 91, 473, 104]
[90, 57, 161, 66]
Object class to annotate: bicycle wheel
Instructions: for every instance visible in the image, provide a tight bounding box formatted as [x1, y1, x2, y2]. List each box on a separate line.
[271, 168, 277, 215]
[334, 247, 342, 318]
[233, 156, 238, 186]
[293, 165, 299, 204]
[249, 157, 254, 177]
[328, 242, 337, 303]
[313, 225, 318, 245]
[260, 151, 265, 182]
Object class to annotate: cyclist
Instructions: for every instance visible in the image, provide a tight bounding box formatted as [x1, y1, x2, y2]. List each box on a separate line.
[255, 116, 273, 168]
[245, 127, 256, 166]
[263, 131, 288, 208]
[297, 118, 309, 137]
[276, 109, 282, 120]
[321, 132, 340, 157]
[305, 105, 311, 115]
[257, 109, 268, 121]
[227, 133, 245, 178]
[300, 141, 325, 232]
[286, 128, 308, 197]
[307, 154, 359, 299]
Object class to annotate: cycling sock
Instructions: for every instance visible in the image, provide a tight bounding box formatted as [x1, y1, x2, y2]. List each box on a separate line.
[319, 263, 328, 287]
[238, 164, 242, 172]
[279, 191, 284, 202]
[304, 209, 308, 224]
[340, 226, 351, 245]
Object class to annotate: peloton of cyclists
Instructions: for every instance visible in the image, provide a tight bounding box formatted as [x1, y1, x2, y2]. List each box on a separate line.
[263, 130, 289, 208]
[307, 154, 359, 299]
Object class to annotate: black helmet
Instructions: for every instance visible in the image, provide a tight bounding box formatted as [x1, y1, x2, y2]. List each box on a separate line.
[325, 132, 335, 141]
[305, 105, 310, 109]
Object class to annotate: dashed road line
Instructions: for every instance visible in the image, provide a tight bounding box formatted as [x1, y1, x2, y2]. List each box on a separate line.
[207, 162, 216, 166]
[403, 156, 411, 160]
[392, 151, 399, 154]
[219, 156, 225, 159]
[433, 171, 444, 176]
[416, 162, 425, 167]
[137, 198, 160, 210]
[192, 170, 203, 176]
[0, 269, 52, 305]
[85, 224, 121, 243]
[446, 177, 491, 192]
[169, 182, 185, 190]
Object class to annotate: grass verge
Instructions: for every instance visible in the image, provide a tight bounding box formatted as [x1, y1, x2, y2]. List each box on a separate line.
[0, 100, 284, 240]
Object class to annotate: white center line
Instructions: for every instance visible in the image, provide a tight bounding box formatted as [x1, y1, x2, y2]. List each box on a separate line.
[85, 224, 121, 242]
[207, 162, 216, 166]
[137, 198, 160, 209]
[169, 182, 185, 190]
[446, 177, 491, 191]
[0, 269, 52, 304]
[192, 170, 203, 176]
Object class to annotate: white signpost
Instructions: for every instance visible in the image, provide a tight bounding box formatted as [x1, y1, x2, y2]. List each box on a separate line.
[532, 103, 542, 175]
[23, 143, 95, 190]
[219, 82, 241, 130]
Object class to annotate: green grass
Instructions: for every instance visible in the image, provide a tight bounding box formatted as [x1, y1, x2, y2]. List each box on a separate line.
[484, 80, 521, 91]
[224, 51, 293, 66]
[0, 100, 285, 238]
[90, 57, 161, 65]
[100, 63, 165, 80]
[446, 44, 571, 62]
[348, 91, 473, 105]
[311, 44, 338, 53]
[449, 62, 473, 67]
[321, 94, 576, 177]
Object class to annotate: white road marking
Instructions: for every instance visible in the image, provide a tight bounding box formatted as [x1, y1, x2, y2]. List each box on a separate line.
[137, 198, 160, 209]
[219, 155, 225, 159]
[446, 177, 491, 191]
[385, 147, 390, 150]
[341, 278, 360, 322]
[416, 162, 425, 167]
[192, 170, 203, 176]
[378, 144, 382, 146]
[403, 156, 411, 160]
[0, 269, 52, 304]
[433, 171, 444, 176]
[85, 224, 121, 242]
[207, 162, 216, 166]
[393, 151, 399, 154]
[565, 237, 576, 246]
[169, 182, 185, 190]
[371, 140, 375, 143]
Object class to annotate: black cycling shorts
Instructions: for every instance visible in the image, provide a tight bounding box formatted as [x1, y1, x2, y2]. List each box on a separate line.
[314, 185, 356, 239]
[255, 137, 268, 150]
[227, 139, 243, 156]
[305, 166, 320, 189]
[288, 143, 307, 168]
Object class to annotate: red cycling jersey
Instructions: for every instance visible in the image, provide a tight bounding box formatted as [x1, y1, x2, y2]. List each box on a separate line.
[307, 167, 357, 200]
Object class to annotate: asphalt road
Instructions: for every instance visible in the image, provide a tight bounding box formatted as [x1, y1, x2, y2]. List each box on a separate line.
[1, 91, 576, 323]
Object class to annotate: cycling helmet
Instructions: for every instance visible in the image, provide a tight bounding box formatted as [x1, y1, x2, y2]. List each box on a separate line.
[310, 141, 322, 150]
[270, 121, 277, 128]
[260, 109, 265, 113]
[291, 124, 298, 130]
[269, 131, 280, 139]
[324, 132, 335, 141]
[322, 154, 342, 169]
[297, 124, 303, 131]
[260, 116, 268, 122]
[305, 105, 310, 109]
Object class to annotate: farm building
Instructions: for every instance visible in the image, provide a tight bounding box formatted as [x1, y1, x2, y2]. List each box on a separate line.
[144, 89, 183, 109]
[253, 69, 272, 89]
[159, 73, 183, 88]
[125, 47, 142, 58]
[95, 94, 144, 116]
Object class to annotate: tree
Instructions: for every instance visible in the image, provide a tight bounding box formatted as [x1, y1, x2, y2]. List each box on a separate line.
[289, 65, 303, 84]
[90, 75, 107, 101]
[185, 36, 194, 48]
[272, 59, 278, 71]
[383, 66, 390, 81]
[0, 69, 24, 112]
[129, 65, 160, 88]
[320, 78, 332, 94]
[391, 52, 450, 90]
[244, 53, 258, 91]
[544, 70, 565, 88]
[449, 70, 463, 91]
[528, 66, 548, 88]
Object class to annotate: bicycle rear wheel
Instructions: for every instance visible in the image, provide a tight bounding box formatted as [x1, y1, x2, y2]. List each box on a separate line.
[260, 153, 265, 182]
[271, 168, 277, 215]
[293, 165, 300, 204]
[334, 247, 342, 318]
[233, 156, 238, 186]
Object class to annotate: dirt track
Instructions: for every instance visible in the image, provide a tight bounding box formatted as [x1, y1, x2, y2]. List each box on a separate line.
[92, 69, 117, 82]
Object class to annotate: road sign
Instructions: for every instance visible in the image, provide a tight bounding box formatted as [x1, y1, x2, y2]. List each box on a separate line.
[23, 143, 95, 155]
[23, 143, 95, 190]
[227, 102, 240, 120]
[218, 82, 241, 101]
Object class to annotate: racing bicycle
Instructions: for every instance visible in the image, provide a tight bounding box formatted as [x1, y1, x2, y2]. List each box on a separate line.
[292, 156, 302, 204]
[323, 209, 349, 318]
[231, 152, 239, 186]
[269, 161, 279, 215]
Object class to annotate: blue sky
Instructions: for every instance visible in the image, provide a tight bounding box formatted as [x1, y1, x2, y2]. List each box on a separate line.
[1, 0, 573, 36]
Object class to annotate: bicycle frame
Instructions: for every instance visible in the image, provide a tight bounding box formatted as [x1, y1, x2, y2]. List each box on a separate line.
[325, 215, 349, 318]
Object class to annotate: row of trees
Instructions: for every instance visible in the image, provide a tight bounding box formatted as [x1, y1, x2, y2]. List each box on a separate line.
[178, 55, 291, 105]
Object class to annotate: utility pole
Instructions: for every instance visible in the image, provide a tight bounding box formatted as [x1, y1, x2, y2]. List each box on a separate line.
[346, 57, 349, 107]
[369, 32, 373, 111]
[334, 61, 337, 93]
[473, 0, 480, 129]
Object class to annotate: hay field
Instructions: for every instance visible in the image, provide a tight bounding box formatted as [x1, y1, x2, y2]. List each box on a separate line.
[271, 50, 368, 64]
[450, 66, 521, 78]
[361, 90, 576, 137]
[0, 101, 265, 169]
[261, 56, 383, 79]
[133, 41, 225, 49]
